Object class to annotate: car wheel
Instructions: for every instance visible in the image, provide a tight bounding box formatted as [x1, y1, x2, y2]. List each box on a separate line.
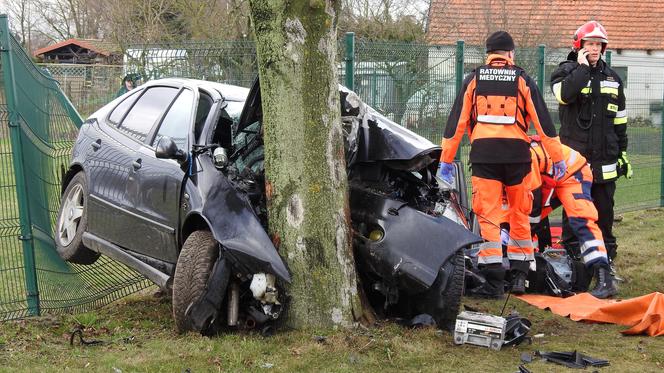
[172, 230, 218, 333]
[418, 250, 465, 331]
[55, 172, 99, 265]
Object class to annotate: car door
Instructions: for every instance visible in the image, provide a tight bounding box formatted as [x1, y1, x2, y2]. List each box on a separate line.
[87, 85, 180, 251]
[85, 88, 144, 244]
[128, 87, 200, 263]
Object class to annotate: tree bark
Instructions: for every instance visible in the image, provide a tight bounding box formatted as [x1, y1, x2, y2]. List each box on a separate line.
[249, 0, 363, 328]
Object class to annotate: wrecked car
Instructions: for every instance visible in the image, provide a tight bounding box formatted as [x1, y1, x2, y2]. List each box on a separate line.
[55, 78, 481, 334]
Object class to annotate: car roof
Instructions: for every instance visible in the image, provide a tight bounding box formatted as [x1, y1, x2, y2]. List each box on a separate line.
[143, 78, 250, 102]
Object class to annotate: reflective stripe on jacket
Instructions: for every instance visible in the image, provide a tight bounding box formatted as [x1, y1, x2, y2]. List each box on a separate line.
[527, 142, 590, 223]
[441, 54, 563, 165]
[550, 53, 627, 183]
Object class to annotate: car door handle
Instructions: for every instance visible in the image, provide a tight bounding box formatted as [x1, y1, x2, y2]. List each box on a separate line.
[133, 159, 142, 170]
[91, 139, 101, 150]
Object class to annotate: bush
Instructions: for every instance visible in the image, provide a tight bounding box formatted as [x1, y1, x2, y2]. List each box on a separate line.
[629, 116, 655, 128]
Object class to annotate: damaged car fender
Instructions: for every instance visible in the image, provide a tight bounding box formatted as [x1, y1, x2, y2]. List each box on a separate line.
[182, 156, 291, 283]
[350, 188, 482, 293]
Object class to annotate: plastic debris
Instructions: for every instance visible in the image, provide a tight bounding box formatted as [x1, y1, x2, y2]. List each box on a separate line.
[536, 350, 610, 369]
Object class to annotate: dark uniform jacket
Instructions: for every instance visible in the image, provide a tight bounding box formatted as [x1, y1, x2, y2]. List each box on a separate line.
[550, 52, 628, 183]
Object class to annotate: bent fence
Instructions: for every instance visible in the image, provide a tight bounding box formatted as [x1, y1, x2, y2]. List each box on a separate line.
[0, 15, 151, 320]
[1, 19, 663, 320]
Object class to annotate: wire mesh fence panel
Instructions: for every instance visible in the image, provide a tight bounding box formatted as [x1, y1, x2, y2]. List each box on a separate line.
[0, 20, 151, 320]
[38, 64, 126, 118]
[124, 40, 258, 88]
[614, 75, 663, 212]
[0, 64, 29, 320]
[353, 39, 456, 143]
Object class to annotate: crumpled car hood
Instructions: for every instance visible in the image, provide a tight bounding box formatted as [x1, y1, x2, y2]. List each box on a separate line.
[339, 86, 441, 169]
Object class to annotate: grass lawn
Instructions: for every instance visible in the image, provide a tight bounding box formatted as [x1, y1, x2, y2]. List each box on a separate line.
[1, 209, 663, 372]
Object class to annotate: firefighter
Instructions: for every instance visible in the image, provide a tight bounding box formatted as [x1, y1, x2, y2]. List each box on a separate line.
[528, 136, 617, 298]
[438, 31, 565, 298]
[550, 21, 630, 267]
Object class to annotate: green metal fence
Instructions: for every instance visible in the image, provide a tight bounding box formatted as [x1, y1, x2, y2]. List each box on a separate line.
[0, 15, 151, 320]
[37, 63, 125, 118]
[1, 24, 663, 320]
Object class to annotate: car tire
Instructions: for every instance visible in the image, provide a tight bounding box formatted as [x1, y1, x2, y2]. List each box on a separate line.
[172, 230, 218, 333]
[419, 250, 465, 331]
[54, 172, 99, 265]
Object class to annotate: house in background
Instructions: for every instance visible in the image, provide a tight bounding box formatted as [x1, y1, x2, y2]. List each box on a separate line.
[33, 38, 122, 65]
[32, 39, 124, 116]
[426, 0, 664, 124]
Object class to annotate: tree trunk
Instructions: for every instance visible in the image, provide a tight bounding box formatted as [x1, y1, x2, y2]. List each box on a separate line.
[249, 0, 363, 328]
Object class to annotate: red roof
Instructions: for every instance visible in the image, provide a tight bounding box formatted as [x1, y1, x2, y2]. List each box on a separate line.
[427, 0, 664, 51]
[33, 38, 119, 57]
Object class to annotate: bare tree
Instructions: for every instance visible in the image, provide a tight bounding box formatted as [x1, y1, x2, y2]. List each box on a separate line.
[4, 0, 38, 50]
[339, 0, 430, 41]
[33, 0, 106, 41]
[173, 0, 251, 40]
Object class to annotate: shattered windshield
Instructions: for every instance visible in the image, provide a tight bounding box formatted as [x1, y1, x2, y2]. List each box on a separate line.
[232, 120, 263, 174]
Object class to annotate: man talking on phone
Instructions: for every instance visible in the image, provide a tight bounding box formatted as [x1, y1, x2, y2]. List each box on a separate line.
[550, 21, 629, 295]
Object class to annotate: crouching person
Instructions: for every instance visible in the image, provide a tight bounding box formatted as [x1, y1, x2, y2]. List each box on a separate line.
[528, 136, 617, 298]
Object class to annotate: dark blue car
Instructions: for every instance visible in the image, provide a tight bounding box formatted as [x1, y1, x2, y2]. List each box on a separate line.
[55, 78, 480, 334]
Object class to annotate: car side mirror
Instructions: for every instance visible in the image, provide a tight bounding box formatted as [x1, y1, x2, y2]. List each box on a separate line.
[155, 136, 188, 163]
[212, 147, 229, 169]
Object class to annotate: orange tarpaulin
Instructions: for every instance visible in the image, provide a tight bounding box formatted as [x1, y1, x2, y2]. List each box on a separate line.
[516, 292, 664, 336]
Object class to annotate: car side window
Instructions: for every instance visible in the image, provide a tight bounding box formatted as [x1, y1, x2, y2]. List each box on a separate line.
[118, 86, 179, 142]
[194, 92, 213, 142]
[108, 89, 141, 125]
[152, 89, 195, 149]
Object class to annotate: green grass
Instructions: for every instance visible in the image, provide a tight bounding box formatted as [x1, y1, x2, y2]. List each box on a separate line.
[1, 209, 663, 372]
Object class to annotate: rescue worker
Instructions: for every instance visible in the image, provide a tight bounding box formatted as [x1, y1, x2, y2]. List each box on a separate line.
[550, 21, 630, 267]
[438, 31, 565, 297]
[527, 136, 617, 298]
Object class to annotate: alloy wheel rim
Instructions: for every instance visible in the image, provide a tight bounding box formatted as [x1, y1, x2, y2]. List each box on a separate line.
[57, 184, 84, 246]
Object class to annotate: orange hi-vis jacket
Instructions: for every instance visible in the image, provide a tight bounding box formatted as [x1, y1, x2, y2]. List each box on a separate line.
[527, 140, 591, 224]
[528, 141, 588, 191]
[441, 54, 563, 165]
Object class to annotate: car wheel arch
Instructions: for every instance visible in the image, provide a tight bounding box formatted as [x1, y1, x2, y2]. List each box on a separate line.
[61, 164, 84, 195]
[180, 213, 213, 251]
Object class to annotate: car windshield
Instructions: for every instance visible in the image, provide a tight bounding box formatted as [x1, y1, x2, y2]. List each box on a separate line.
[225, 101, 245, 123]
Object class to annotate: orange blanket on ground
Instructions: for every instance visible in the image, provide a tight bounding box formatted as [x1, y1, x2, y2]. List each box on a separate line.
[516, 292, 664, 336]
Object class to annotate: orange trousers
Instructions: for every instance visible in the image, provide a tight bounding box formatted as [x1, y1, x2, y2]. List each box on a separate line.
[472, 176, 534, 265]
[539, 166, 608, 266]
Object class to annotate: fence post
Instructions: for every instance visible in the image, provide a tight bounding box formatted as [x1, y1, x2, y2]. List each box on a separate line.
[455, 40, 465, 95]
[344, 32, 355, 91]
[454, 40, 464, 160]
[605, 50, 612, 66]
[537, 44, 546, 89]
[661, 88, 664, 207]
[0, 15, 40, 316]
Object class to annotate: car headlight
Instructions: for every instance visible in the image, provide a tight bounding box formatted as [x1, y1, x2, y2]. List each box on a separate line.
[368, 228, 384, 242]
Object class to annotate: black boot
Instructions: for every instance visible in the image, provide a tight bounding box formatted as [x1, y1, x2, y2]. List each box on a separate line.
[510, 271, 527, 295]
[470, 265, 505, 299]
[590, 264, 618, 299]
[606, 243, 618, 262]
[508, 261, 529, 295]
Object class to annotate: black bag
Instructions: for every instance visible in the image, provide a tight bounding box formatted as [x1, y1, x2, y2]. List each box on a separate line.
[526, 248, 591, 297]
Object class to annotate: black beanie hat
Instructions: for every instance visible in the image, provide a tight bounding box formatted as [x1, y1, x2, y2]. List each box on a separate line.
[486, 31, 515, 53]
